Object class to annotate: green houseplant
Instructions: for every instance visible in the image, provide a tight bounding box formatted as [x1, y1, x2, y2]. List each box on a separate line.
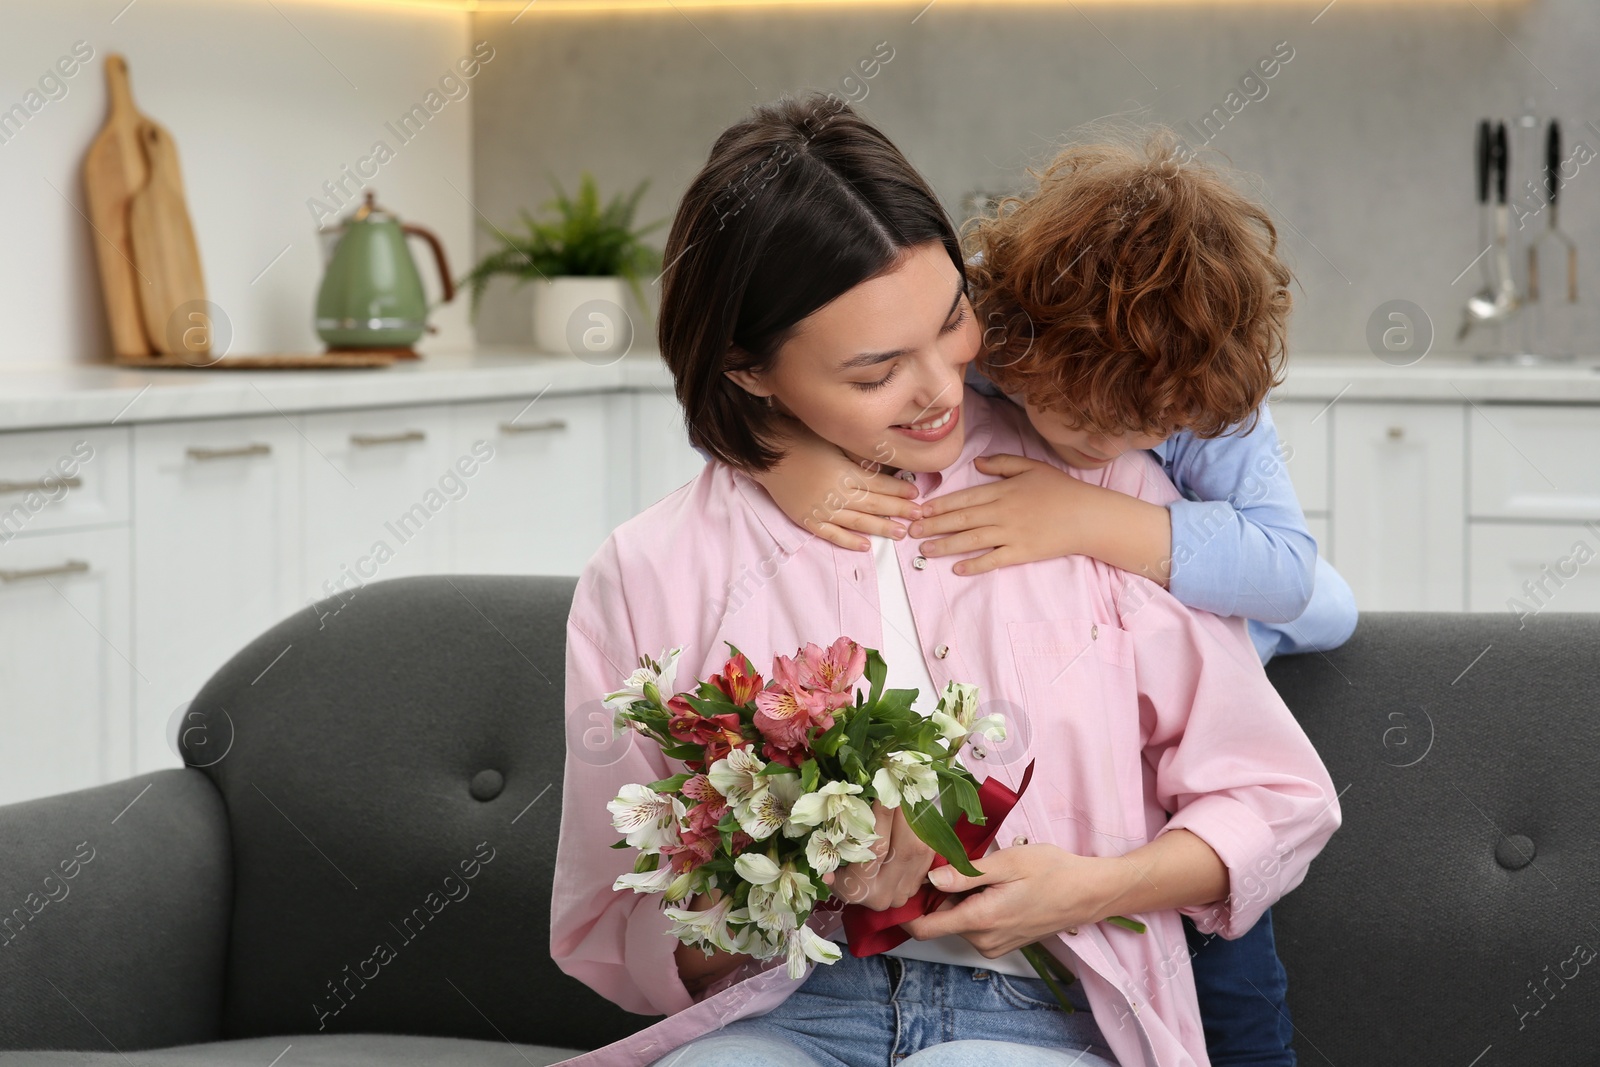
[461, 173, 665, 357]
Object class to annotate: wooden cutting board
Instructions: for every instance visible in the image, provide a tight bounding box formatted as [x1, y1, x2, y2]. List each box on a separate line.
[82, 54, 156, 360]
[127, 120, 208, 360]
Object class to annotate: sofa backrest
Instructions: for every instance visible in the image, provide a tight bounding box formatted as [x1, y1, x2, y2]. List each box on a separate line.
[1267, 611, 1600, 1065]
[188, 574, 645, 1050]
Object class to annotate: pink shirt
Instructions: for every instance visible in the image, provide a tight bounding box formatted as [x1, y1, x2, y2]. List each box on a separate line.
[550, 387, 1341, 1067]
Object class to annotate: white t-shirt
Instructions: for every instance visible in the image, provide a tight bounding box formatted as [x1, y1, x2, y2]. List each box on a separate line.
[825, 533, 1036, 979]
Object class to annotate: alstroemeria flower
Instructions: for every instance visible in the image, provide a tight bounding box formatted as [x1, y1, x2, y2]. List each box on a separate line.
[707, 746, 765, 807]
[603, 647, 684, 718]
[804, 826, 878, 875]
[797, 638, 867, 711]
[788, 780, 876, 841]
[732, 771, 805, 841]
[709, 652, 763, 705]
[612, 863, 675, 895]
[606, 784, 685, 852]
[736, 854, 819, 933]
[784, 924, 842, 979]
[754, 661, 832, 748]
[682, 774, 730, 835]
[663, 892, 739, 954]
[660, 825, 718, 873]
[666, 697, 747, 770]
[871, 750, 940, 810]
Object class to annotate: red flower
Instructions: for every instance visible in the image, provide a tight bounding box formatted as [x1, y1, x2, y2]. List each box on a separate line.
[661, 827, 717, 873]
[709, 652, 763, 705]
[666, 695, 746, 772]
[682, 774, 730, 834]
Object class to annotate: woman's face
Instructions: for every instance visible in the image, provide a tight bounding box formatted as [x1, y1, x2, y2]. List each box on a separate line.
[726, 241, 979, 473]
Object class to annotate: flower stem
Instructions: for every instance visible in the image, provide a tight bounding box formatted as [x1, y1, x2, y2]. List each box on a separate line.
[1020, 942, 1077, 1014]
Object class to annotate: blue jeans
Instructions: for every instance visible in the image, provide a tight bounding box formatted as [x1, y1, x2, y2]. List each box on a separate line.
[655, 952, 1119, 1067]
[1183, 907, 1296, 1067]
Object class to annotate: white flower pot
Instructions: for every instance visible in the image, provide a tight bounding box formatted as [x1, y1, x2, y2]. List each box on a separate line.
[530, 276, 634, 359]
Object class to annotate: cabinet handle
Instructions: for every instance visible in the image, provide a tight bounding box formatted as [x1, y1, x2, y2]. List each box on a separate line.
[499, 418, 568, 434]
[0, 559, 90, 583]
[187, 443, 271, 461]
[0, 476, 82, 494]
[1386, 426, 1405, 442]
[350, 430, 426, 447]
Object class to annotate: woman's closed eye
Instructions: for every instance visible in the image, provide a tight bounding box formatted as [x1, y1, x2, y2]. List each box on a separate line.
[849, 302, 967, 391]
[852, 364, 899, 392]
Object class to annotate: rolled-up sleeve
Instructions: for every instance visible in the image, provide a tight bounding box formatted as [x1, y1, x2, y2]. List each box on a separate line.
[549, 549, 697, 1017]
[1116, 576, 1343, 939]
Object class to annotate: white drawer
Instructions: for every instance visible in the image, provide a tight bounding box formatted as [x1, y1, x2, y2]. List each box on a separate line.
[1468, 521, 1600, 614]
[0, 426, 130, 538]
[1469, 405, 1600, 521]
[1267, 398, 1328, 514]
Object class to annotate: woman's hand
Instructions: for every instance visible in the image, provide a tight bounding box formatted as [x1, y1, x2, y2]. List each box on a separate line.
[822, 801, 936, 910]
[748, 417, 922, 551]
[673, 889, 747, 994]
[910, 454, 1174, 584]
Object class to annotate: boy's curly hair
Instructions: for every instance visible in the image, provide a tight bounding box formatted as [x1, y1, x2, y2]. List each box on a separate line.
[967, 130, 1291, 439]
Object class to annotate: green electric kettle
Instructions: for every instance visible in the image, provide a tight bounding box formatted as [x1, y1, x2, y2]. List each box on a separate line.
[315, 191, 455, 354]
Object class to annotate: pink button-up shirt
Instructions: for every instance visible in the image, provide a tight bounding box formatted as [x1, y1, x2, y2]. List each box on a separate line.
[550, 387, 1341, 1067]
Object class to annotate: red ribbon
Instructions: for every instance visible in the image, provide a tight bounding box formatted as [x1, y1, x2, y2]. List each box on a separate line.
[840, 759, 1035, 957]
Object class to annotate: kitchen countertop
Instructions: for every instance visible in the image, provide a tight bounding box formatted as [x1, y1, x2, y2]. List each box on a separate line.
[4, 346, 1600, 432]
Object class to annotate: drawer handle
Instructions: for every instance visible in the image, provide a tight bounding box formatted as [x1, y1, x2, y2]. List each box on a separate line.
[350, 430, 426, 447]
[187, 443, 271, 461]
[499, 418, 568, 434]
[1386, 426, 1405, 442]
[0, 476, 82, 494]
[0, 559, 90, 583]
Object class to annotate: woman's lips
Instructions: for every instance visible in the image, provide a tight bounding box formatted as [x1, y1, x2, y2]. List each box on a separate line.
[891, 405, 960, 443]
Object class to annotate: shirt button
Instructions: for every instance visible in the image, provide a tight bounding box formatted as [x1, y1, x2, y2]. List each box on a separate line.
[1090, 624, 1099, 640]
[969, 744, 987, 760]
[912, 556, 927, 570]
[1012, 835, 1028, 846]
[896, 470, 916, 482]
[934, 644, 949, 659]
[1066, 926, 1079, 936]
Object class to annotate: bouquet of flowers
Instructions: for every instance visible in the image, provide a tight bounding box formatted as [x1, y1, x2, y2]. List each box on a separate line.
[601, 636, 1132, 1008]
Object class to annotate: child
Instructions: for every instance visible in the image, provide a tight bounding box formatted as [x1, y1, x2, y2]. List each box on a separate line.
[744, 131, 1356, 1067]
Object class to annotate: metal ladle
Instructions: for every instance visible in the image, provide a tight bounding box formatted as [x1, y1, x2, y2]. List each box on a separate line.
[1460, 122, 1518, 339]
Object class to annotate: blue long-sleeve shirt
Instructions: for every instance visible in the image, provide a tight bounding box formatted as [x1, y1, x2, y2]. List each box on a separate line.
[964, 365, 1357, 662]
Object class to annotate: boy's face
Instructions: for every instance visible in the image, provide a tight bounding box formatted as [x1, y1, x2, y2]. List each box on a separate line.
[1010, 392, 1170, 469]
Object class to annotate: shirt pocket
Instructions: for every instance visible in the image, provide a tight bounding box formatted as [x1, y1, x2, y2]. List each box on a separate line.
[1008, 618, 1146, 848]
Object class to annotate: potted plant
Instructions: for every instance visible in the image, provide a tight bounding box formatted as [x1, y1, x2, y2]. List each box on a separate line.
[461, 173, 664, 357]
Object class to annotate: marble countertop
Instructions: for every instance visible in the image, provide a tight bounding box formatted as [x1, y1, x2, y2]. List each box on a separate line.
[4, 346, 1600, 432]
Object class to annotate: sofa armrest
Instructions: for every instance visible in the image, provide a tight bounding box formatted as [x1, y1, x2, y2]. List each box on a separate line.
[0, 769, 232, 1052]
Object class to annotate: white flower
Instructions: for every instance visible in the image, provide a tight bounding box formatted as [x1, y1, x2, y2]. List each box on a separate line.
[606, 784, 685, 852]
[611, 864, 675, 895]
[789, 781, 875, 841]
[872, 750, 940, 810]
[663, 893, 737, 953]
[733, 772, 805, 840]
[804, 826, 878, 875]
[708, 746, 766, 808]
[603, 647, 685, 717]
[970, 714, 1007, 742]
[784, 924, 842, 979]
[737, 855, 819, 932]
[938, 681, 981, 726]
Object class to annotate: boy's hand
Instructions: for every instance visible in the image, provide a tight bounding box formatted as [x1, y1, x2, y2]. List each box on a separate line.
[908, 454, 1095, 575]
[749, 416, 923, 551]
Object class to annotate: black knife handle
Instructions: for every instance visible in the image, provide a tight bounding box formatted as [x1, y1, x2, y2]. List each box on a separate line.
[1547, 119, 1561, 205]
[1494, 122, 1509, 205]
[1476, 119, 1492, 205]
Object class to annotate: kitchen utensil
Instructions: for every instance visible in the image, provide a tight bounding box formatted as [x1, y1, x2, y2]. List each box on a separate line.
[82, 54, 157, 359]
[314, 191, 455, 356]
[127, 121, 209, 362]
[1528, 119, 1578, 303]
[1460, 122, 1518, 340]
[1459, 120, 1498, 340]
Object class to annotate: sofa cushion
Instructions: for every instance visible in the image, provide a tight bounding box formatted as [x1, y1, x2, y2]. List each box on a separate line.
[181, 576, 645, 1051]
[0, 1033, 581, 1066]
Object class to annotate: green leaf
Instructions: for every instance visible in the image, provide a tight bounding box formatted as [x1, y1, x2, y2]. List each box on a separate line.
[905, 797, 982, 877]
[633, 852, 660, 874]
[1105, 915, 1148, 934]
[800, 759, 820, 794]
[875, 689, 917, 716]
[610, 839, 631, 850]
[937, 769, 983, 825]
[647, 773, 693, 793]
[864, 648, 887, 705]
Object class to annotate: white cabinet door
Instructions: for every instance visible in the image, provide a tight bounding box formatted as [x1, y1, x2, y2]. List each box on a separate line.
[300, 405, 457, 602]
[634, 389, 706, 513]
[1469, 404, 1600, 521]
[0, 426, 130, 537]
[0, 526, 132, 805]
[450, 393, 621, 577]
[1468, 522, 1600, 614]
[1267, 398, 1330, 514]
[1332, 403, 1466, 610]
[132, 417, 301, 775]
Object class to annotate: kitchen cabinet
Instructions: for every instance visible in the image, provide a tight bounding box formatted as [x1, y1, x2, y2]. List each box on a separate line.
[634, 388, 707, 510]
[1468, 404, 1600, 521]
[132, 416, 301, 776]
[1269, 398, 1332, 563]
[1468, 522, 1600, 614]
[0, 525, 132, 806]
[1331, 402, 1466, 611]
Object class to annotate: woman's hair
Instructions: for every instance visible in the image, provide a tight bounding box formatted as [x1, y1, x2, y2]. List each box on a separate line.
[967, 129, 1292, 439]
[658, 93, 965, 471]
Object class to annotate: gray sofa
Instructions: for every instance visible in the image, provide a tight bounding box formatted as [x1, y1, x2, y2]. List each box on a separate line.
[1, 575, 1595, 1065]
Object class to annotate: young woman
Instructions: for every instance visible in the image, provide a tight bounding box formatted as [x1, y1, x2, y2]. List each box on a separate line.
[550, 94, 1340, 1067]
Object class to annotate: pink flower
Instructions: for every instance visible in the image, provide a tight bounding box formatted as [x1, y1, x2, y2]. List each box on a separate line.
[754, 656, 831, 748]
[682, 774, 730, 834]
[666, 695, 746, 772]
[797, 638, 866, 711]
[661, 827, 717, 873]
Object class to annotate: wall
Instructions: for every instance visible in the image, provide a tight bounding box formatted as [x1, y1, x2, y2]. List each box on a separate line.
[469, 0, 1599, 363]
[0, 0, 482, 365]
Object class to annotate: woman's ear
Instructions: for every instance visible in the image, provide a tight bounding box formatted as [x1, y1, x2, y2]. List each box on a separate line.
[724, 366, 773, 401]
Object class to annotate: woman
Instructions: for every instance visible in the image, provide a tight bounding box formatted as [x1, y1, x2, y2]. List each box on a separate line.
[550, 94, 1340, 1067]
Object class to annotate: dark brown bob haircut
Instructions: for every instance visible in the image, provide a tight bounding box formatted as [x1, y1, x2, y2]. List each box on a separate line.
[657, 93, 965, 471]
[968, 130, 1291, 439]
